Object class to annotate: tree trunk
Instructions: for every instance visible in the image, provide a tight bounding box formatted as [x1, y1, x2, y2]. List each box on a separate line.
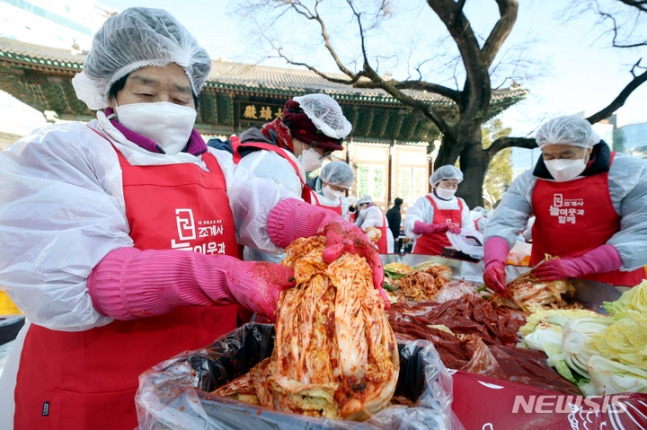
[435, 121, 487, 209]
[458, 143, 490, 209]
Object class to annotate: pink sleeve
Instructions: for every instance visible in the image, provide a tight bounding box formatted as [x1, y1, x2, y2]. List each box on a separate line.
[266, 198, 342, 248]
[87, 247, 231, 320]
[578, 244, 622, 273]
[483, 237, 510, 268]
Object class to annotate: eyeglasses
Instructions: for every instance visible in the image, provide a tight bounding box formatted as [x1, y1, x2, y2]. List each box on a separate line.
[309, 142, 334, 160]
[319, 151, 333, 160]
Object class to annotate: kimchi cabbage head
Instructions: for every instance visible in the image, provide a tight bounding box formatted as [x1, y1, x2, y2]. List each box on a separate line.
[254, 235, 399, 420]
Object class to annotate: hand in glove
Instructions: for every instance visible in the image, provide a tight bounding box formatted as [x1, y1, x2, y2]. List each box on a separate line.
[447, 224, 462, 234]
[483, 261, 507, 294]
[530, 244, 622, 281]
[413, 220, 461, 235]
[88, 248, 295, 322]
[216, 258, 295, 320]
[482, 237, 510, 294]
[267, 198, 388, 308]
[319, 219, 387, 305]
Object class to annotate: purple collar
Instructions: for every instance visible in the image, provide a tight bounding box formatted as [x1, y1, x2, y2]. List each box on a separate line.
[104, 107, 207, 156]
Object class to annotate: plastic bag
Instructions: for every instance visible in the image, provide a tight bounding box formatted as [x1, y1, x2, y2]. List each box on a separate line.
[135, 323, 462, 430]
[446, 228, 483, 260]
[506, 241, 532, 266]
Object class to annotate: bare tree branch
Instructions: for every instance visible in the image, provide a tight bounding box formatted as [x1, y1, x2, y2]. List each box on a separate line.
[488, 136, 537, 154]
[587, 60, 647, 123]
[481, 0, 518, 67]
[619, 0, 647, 12]
[599, 10, 647, 47]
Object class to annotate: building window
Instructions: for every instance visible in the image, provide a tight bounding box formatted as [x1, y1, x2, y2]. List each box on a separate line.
[398, 166, 427, 204]
[356, 164, 386, 202]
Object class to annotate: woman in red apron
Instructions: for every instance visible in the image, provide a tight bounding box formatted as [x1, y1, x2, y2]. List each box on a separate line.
[406, 165, 472, 256]
[1, 9, 386, 430]
[356, 195, 390, 254]
[483, 115, 647, 294]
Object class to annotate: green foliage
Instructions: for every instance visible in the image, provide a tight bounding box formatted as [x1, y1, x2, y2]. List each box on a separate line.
[483, 119, 512, 209]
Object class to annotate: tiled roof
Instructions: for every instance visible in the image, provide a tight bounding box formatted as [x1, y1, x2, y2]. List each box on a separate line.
[0, 37, 528, 141]
[0, 38, 85, 71]
[209, 61, 418, 103]
[208, 60, 527, 105]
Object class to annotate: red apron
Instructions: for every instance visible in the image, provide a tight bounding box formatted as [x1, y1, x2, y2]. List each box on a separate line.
[14, 150, 241, 430]
[310, 191, 343, 215]
[376, 212, 389, 254]
[232, 137, 313, 203]
[531, 152, 645, 286]
[413, 196, 464, 255]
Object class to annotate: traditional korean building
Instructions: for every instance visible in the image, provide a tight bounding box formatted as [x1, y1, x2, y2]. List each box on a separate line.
[0, 36, 528, 212]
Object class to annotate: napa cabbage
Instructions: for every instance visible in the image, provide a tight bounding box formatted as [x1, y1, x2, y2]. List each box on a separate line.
[602, 279, 647, 315]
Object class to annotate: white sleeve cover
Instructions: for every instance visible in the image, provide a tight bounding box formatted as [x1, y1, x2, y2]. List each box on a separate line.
[359, 206, 385, 230]
[483, 170, 535, 249]
[459, 198, 473, 229]
[0, 122, 129, 331]
[211, 148, 296, 255]
[606, 154, 647, 270]
[403, 196, 433, 238]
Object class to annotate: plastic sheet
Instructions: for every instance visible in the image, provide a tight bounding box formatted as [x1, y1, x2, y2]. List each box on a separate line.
[136, 323, 462, 430]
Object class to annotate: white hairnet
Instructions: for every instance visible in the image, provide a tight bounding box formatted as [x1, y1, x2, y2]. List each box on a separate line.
[347, 195, 358, 206]
[430, 165, 463, 186]
[536, 115, 599, 148]
[293, 94, 352, 140]
[357, 194, 372, 205]
[72, 7, 211, 110]
[320, 161, 354, 188]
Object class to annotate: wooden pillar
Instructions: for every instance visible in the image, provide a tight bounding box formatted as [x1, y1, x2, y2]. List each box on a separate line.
[428, 150, 434, 195]
[428, 139, 440, 194]
[346, 137, 353, 197]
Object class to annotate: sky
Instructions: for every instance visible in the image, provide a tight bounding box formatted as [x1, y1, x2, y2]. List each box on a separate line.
[3, 0, 645, 138]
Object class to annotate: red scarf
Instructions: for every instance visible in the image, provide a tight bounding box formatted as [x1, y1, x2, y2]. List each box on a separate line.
[260, 119, 295, 152]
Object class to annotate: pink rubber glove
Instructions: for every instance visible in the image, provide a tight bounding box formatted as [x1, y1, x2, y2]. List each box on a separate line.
[483, 262, 506, 295]
[531, 244, 622, 281]
[448, 224, 462, 234]
[267, 198, 388, 308]
[319, 220, 388, 306]
[483, 237, 510, 294]
[88, 247, 294, 322]
[413, 220, 460, 235]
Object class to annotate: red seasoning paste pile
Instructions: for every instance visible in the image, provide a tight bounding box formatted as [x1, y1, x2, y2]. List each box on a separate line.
[388, 293, 580, 394]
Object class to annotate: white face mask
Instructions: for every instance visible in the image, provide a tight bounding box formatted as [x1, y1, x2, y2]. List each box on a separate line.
[298, 147, 323, 172]
[435, 188, 456, 200]
[115, 101, 197, 155]
[322, 185, 344, 200]
[544, 154, 587, 182]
